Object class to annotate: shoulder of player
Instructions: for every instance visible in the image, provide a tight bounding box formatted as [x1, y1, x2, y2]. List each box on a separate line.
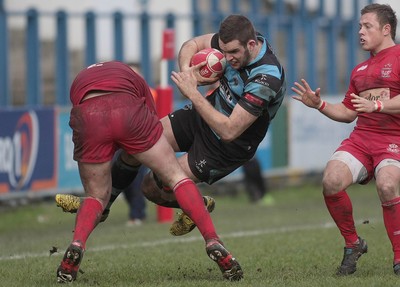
[246, 63, 283, 83]
[352, 45, 400, 74]
[391, 45, 400, 62]
[247, 47, 282, 77]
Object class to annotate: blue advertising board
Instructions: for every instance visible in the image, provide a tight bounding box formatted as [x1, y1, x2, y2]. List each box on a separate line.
[57, 110, 81, 189]
[0, 108, 57, 193]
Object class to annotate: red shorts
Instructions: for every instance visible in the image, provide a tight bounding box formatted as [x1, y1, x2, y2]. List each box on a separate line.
[336, 130, 400, 182]
[69, 92, 163, 163]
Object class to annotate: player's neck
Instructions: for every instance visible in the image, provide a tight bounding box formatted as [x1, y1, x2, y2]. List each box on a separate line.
[371, 40, 396, 56]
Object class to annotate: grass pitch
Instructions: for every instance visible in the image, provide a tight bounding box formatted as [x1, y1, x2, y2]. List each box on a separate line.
[0, 182, 397, 286]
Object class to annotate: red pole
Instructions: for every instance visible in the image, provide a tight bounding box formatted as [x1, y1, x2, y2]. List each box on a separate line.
[156, 29, 175, 223]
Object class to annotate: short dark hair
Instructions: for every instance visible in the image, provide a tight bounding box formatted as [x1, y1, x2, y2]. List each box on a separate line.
[218, 14, 257, 46]
[361, 3, 397, 40]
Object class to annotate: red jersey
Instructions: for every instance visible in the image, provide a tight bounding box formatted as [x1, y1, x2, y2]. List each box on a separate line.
[70, 61, 152, 106]
[342, 45, 400, 136]
[69, 61, 162, 162]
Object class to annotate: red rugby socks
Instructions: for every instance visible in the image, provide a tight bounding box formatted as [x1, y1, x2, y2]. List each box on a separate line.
[72, 197, 103, 249]
[173, 178, 219, 241]
[382, 197, 400, 264]
[324, 190, 359, 247]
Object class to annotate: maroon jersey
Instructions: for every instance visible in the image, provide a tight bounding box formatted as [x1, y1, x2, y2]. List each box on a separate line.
[342, 45, 400, 136]
[69, 61, 162, 163]
[70, 61, 152, 106]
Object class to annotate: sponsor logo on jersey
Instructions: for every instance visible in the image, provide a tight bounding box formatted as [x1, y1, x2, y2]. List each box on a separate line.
[356, 65, 368, 72]
[244, 93, 263, 107]
[182, 104, 193, 111]
[254, 74, 270, 87]
[220, 81, 233, 103]
[387, 143, 399, 154]
[87, 62, 104, 69]
[381, 63, 392, 78]
[194, 159, 207, 173]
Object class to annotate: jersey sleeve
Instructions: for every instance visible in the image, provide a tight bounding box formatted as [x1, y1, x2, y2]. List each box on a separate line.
[239, 67, 285, 116]
[210, 33, 220, 50]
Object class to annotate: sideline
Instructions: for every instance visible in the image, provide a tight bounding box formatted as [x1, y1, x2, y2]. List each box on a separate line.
[0, 219, 372, 261]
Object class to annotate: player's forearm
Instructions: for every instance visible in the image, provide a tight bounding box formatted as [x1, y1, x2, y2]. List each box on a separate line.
[318, 101, 357, 123]
[188, 92, 237, 141]
[178, 40, 198, 71]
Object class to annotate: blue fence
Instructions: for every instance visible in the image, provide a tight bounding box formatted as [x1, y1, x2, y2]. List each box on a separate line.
[0, 0, 374, 107]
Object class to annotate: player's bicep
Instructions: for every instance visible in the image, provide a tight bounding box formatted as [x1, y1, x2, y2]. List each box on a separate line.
[192, 34, 215, 51]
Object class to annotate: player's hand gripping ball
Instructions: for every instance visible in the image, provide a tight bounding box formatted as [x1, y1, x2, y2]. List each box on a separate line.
[190, 48, 226, 79]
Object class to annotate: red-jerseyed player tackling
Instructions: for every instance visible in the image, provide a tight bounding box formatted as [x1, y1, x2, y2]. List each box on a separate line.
[56, 61, 242, 283]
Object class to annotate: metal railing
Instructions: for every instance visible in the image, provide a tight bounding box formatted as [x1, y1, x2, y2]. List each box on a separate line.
[0, 0, 374, 107]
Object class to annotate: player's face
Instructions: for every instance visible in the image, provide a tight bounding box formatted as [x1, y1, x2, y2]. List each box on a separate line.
[358, 12, 388, 54]
[218, 39, 251, 70]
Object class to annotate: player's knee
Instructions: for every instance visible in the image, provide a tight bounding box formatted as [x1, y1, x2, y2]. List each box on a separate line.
[322, 170, 345, 193]
[376, 177, 398, 200]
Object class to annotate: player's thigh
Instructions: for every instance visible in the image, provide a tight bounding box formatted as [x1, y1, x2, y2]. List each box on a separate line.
[133, 134, 186, 188]
[160, 116, 180, 152]
[176, 153, 200, 183]
[78, 161, 112, 206]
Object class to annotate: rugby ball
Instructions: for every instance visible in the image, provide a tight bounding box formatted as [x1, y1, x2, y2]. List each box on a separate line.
[190, 48, 226, 79]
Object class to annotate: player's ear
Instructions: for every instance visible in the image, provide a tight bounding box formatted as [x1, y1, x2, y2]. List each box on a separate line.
[382, 23, 391, 37]
[247, 39, 257, 50]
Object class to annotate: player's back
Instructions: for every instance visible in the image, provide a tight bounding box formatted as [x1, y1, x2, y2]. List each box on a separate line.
[70, 61, 150, 106]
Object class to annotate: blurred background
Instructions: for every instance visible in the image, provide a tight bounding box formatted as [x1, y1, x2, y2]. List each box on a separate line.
[0, 0, 397, 205]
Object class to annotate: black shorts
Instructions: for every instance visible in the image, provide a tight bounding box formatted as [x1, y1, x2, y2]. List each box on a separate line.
[169, 104, 258, 184]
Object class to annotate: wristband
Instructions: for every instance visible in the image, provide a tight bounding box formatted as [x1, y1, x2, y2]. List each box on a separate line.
[317, 100, 326, 111]
[374, 100, 383, 112]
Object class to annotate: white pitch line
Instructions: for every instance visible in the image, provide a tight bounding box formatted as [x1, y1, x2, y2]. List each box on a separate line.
[0, 219, 376, 261]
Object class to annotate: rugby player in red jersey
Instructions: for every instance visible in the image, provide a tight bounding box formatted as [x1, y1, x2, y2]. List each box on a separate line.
[56, 61, 242, 283]
[292, 3, 400, 276]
